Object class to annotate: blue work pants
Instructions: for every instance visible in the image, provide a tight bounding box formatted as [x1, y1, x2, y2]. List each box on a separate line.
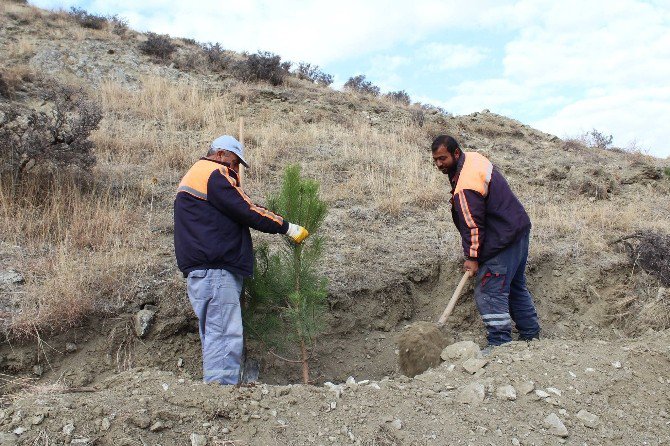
[474, 230, 540, 346]
[187, 269, 244, 385]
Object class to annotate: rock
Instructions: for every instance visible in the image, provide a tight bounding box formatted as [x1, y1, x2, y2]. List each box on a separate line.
[456, 382, 485, 404]
[496, 385, 517, 401]
[150, 421, 165, 432]
[65, 343, 78, 353]
[576, 409, 600, 428]
[544, 413, 568, 437]
[397, 322, 449, 377]
[535, 389, 550, 398]
[0, 269, 24, 287]
[547, 387, 562, 396]
[190, 433, 207, 446]
[462, 357, 488, 374]
[101, 417, 111, 431]
[31, 414, 45, 425]
[390, 419, 403, 430]
[511, 438, 521, 446]
[13, 427, 26, 435]
[32, 364, 43, 377]
[134, 309, 156, 338]
[62, 423, 75, 435]
[129, 413, 151, 429]
[517, 381, 535, 394]
[441, 341, 482, 362]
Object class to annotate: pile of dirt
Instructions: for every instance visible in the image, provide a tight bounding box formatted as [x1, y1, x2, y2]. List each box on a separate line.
[397, 321, 450, 378]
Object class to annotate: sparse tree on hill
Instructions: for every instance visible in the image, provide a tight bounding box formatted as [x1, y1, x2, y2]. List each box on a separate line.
[344, 74, 380, 96]
[244, 165, 328, 384]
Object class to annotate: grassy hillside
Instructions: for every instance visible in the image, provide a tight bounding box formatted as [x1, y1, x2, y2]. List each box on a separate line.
[0, 0, 669, 375]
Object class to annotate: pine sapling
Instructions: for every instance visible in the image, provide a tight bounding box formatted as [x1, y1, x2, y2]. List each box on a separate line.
[244, 165, 327, 383]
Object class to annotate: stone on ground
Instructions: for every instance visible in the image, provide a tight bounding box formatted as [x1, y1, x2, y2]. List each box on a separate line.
[576, 409, 600, 428]
[397, 321, 449, 377]
[440, 341, 482, 362]
[496, 384, 517, 401]
[544, 413, 569, 437]
[456, 382, 485, 404]
[462, 357, 488, 374]
[134, 309, 156, 338]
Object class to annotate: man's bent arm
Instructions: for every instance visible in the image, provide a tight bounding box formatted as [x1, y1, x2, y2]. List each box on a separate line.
[453, 189, 486, 260]
[208, 166, 289, 234]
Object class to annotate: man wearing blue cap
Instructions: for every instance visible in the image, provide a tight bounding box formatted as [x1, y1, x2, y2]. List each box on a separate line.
[174, 135, 309, 385]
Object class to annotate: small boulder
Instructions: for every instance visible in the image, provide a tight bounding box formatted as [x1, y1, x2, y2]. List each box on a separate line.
[134, 309, 156, 338]
[441, 341, 482, 362]
[190, 433, 207, 446]
[576, 409, 600, 428]
[456, 382, 485, 404]
[496, 385, 517, 401]
[462, 357, 488, 374]
[544, 413, 568, 438]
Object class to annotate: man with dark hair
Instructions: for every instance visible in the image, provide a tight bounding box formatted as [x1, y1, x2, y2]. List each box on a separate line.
[431, 135, 540, 348]
[174, 135, 309, 385]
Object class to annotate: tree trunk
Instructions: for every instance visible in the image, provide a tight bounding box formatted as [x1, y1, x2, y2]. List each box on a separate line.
[300, 338, 309, 384]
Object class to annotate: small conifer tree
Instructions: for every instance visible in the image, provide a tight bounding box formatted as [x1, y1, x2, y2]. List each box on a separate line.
[244, 165, 327, 383]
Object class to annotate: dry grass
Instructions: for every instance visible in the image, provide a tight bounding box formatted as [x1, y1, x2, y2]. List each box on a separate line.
[5, 37, 36, 61]
[1, 8, 669, 346]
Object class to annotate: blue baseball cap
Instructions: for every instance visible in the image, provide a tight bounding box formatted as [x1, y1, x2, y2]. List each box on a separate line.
[210, 135, 249, 167]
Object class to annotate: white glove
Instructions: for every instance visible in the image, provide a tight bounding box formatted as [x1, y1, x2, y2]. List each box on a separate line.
[286, 223, 309, 244]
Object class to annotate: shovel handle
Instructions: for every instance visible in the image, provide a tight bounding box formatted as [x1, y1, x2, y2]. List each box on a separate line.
[437, 270, 472, 326]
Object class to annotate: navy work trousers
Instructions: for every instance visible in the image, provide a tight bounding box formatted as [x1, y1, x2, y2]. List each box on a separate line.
[474, 230, 540, 346]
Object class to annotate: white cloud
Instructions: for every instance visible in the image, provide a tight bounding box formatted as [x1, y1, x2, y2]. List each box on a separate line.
[533, 86, 670, 154]
[417, 43, 488, 71]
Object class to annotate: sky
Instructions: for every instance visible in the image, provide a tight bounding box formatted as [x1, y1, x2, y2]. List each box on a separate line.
[30, 0, 670, 158]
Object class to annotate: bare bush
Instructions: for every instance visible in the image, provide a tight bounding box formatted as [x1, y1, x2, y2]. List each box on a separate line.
[109, 14, 128, 36]
[385, 90, 411, 105]
[69, 7, 107, 30]
[611, 232, 670, 286]
[0, 84, 101, 186]
[295, 63, 334, 86]
[580, 128, 614, 150]
[234, 51, 291, 86]
[344, 75, 380, 96]
[139, 32, 176, 60]
[201, 42, 233, 71]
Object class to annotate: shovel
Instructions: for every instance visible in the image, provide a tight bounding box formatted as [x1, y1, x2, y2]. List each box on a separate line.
[397, 270, 472, 377]
[437, 270, 472, 327]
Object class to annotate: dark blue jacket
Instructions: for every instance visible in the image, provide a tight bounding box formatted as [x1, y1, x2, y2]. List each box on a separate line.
[449, 152, 531, 262]
[174, 158, 289, 277]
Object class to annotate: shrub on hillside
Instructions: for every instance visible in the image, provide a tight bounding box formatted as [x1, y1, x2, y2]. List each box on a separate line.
[385, 90, 411, 105]
[295, 63, 334, 86]
[344, 75, 380, 96]
[201, 42, 234, 71]
[69, 7, 107, 30]
[139, 33, 176, 60]
[581, 128, 614, 150]
[234, 51, 291, 86]
[109, 14, 128, 36]
[0, 84, 102, 186]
